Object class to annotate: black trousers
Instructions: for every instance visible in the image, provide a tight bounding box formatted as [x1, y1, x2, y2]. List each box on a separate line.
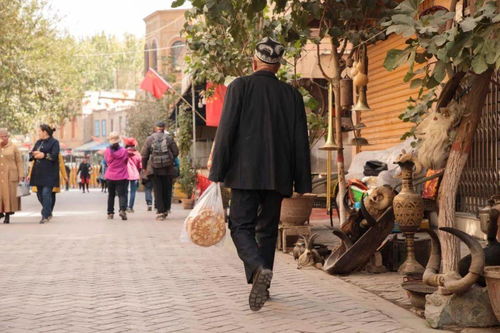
[229, 189, 283, 284]
[107, 180, 128, 214]
[152, 175, 173, 214]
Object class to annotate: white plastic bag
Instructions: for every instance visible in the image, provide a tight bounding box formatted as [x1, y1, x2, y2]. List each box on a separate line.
[181, 182, 226, 247]
[16, 181, 30, 197]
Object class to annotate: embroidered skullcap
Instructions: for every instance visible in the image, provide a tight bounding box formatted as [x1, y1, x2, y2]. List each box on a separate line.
[255, 37, 285, 64]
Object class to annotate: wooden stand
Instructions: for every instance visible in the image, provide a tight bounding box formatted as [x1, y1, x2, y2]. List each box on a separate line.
[277, 224, 311, 253]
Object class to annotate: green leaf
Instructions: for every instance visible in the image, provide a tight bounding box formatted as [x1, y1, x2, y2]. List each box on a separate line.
[460, 17, 477, 32]
[410, 78, 423, 89]
[426, 76, 440, 88]
[171, 0, 186, 7]
[384, 49, 410, 71]
[404, 71, 415, 82]
[432, 61, 446, 82]
[471, 55, 488, 74]
[387, 24, 416, 37]
[415, 52, 427, 63]
[249, 0, 267, 13]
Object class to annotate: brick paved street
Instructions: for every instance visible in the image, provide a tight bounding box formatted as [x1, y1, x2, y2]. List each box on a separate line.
[0, 190, 439, 332]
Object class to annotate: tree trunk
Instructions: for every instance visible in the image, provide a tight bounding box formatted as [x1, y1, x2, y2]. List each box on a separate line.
[438, 69, 493, 273]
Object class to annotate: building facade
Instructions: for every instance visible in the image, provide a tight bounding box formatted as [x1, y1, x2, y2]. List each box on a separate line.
[143, 9, 187, 87]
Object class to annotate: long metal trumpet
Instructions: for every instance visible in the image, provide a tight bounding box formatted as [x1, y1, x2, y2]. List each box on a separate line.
[319, 82, 340, 151]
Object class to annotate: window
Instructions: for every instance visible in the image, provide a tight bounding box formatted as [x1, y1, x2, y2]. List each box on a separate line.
[171, 40, 184, 71]
[119, 116, 122, 132]
[144, 43, 150, 73]
[101, 120, 107, 137]
[151, 40, 158, 71]
[94, 120, 100, 137]
[111, 119, 114, 132]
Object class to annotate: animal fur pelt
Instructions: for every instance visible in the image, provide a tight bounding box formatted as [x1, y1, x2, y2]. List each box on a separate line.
[341, 185, 395, 243]
[415, 100, 465, 169]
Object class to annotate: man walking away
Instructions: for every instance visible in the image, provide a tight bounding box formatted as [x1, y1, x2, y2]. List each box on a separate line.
[141, 121, 179, 221]
[209, 37, 311, 311]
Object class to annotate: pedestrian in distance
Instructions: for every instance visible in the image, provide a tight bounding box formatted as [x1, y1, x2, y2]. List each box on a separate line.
[29, 153, 68, 221]
[99, 159, 108, 193]
[141, 121, 179, 221]
[209, 37, 312, 311]
[29, 124, 61, 224]
[142, 177, 154, 211]
[104, 132, 129, 221]
[0, 128, 24, 224]
[64, 164, 70, 191]
[77, 158, 92, 193]
[123, 137, 142, 213]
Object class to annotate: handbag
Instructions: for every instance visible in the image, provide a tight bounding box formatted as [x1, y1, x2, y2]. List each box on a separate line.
[16, 181, 31, 197]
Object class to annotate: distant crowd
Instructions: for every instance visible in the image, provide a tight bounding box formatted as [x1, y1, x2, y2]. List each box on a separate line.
[0, 121, 179, 224]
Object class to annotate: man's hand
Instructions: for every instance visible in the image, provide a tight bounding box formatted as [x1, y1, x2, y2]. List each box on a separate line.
[33, 151, 45, 159]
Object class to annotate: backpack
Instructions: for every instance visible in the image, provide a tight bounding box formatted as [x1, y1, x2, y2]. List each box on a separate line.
[151, 133, 173, 169]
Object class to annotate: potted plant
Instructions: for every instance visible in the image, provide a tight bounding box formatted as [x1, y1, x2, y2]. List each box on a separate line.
[178, 156, 196, 209]
[279, 89, 322, 226]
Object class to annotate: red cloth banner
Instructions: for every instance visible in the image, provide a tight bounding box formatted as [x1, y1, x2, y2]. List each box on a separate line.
[140, 68, 171, 99]
[205, 82, 227, 127]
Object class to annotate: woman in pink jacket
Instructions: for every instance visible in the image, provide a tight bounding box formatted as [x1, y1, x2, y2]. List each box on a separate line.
[104, 132, 129, 220]
[123, 137, 142, 213]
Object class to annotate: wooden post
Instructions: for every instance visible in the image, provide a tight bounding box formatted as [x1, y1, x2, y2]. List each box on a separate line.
[332, 51, 347, 226]
[191, 83, 197, 167]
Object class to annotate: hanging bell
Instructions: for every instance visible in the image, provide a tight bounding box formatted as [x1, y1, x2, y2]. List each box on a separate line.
[340, 78, 353, 109]
[353, 86, 371, 111]
[341, 109, 354, 132]
[353, 122, 366, 130]
[349, 136, 371, 146]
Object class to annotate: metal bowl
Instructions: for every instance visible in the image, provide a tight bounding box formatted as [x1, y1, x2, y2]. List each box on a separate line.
[401, 281, 437, 309]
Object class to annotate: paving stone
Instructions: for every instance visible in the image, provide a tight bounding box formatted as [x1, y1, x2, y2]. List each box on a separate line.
[0, 190, 426, 332]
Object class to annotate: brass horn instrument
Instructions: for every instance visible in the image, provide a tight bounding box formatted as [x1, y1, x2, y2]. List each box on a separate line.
[352, 44, 371, 112]
[352, 85, 371, 111]
[319, 82, 340, 151]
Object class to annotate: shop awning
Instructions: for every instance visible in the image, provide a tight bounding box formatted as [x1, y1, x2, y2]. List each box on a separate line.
[74, 141, 109, 152]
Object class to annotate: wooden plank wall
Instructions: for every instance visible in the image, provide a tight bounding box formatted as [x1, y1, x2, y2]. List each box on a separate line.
[359, 0, 451, 152]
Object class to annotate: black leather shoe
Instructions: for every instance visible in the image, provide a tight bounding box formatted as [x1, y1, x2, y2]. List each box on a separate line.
[249, 268, 273, 311]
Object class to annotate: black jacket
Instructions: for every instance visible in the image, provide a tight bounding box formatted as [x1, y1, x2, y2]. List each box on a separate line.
[78, 163, 92, 178]
[29, 137, 60, 188]
[209, 70, 312, 197]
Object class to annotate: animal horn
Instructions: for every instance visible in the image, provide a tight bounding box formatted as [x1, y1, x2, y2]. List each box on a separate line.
[308, 233, 319, 250]
[423, 229, 443, 287]
[331, 227, 353, 249]
[440, 227, 485, 295]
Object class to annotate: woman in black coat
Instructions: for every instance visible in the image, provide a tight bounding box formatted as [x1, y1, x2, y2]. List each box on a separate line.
[29, 124, 60, 224]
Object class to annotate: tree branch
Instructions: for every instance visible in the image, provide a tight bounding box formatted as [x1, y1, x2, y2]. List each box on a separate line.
[436, 71, 466, 109]
[316, 42, 332, 81]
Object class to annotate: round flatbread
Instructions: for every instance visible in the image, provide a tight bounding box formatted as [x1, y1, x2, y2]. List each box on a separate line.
[187, 208, 226, 247]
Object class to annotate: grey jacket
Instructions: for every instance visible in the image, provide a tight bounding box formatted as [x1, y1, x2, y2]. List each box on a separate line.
[141, 132, 179, 177]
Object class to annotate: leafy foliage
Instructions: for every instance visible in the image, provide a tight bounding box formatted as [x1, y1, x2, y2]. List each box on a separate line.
[173, 0, 397, 150]
[126, 101, 172, 149]
[0, 0, 84, 133]
[76, 33, 144, 91]
[383, 0, 500, 138]
[0, 0, 144, 134]
[177, 105, 196, 197]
